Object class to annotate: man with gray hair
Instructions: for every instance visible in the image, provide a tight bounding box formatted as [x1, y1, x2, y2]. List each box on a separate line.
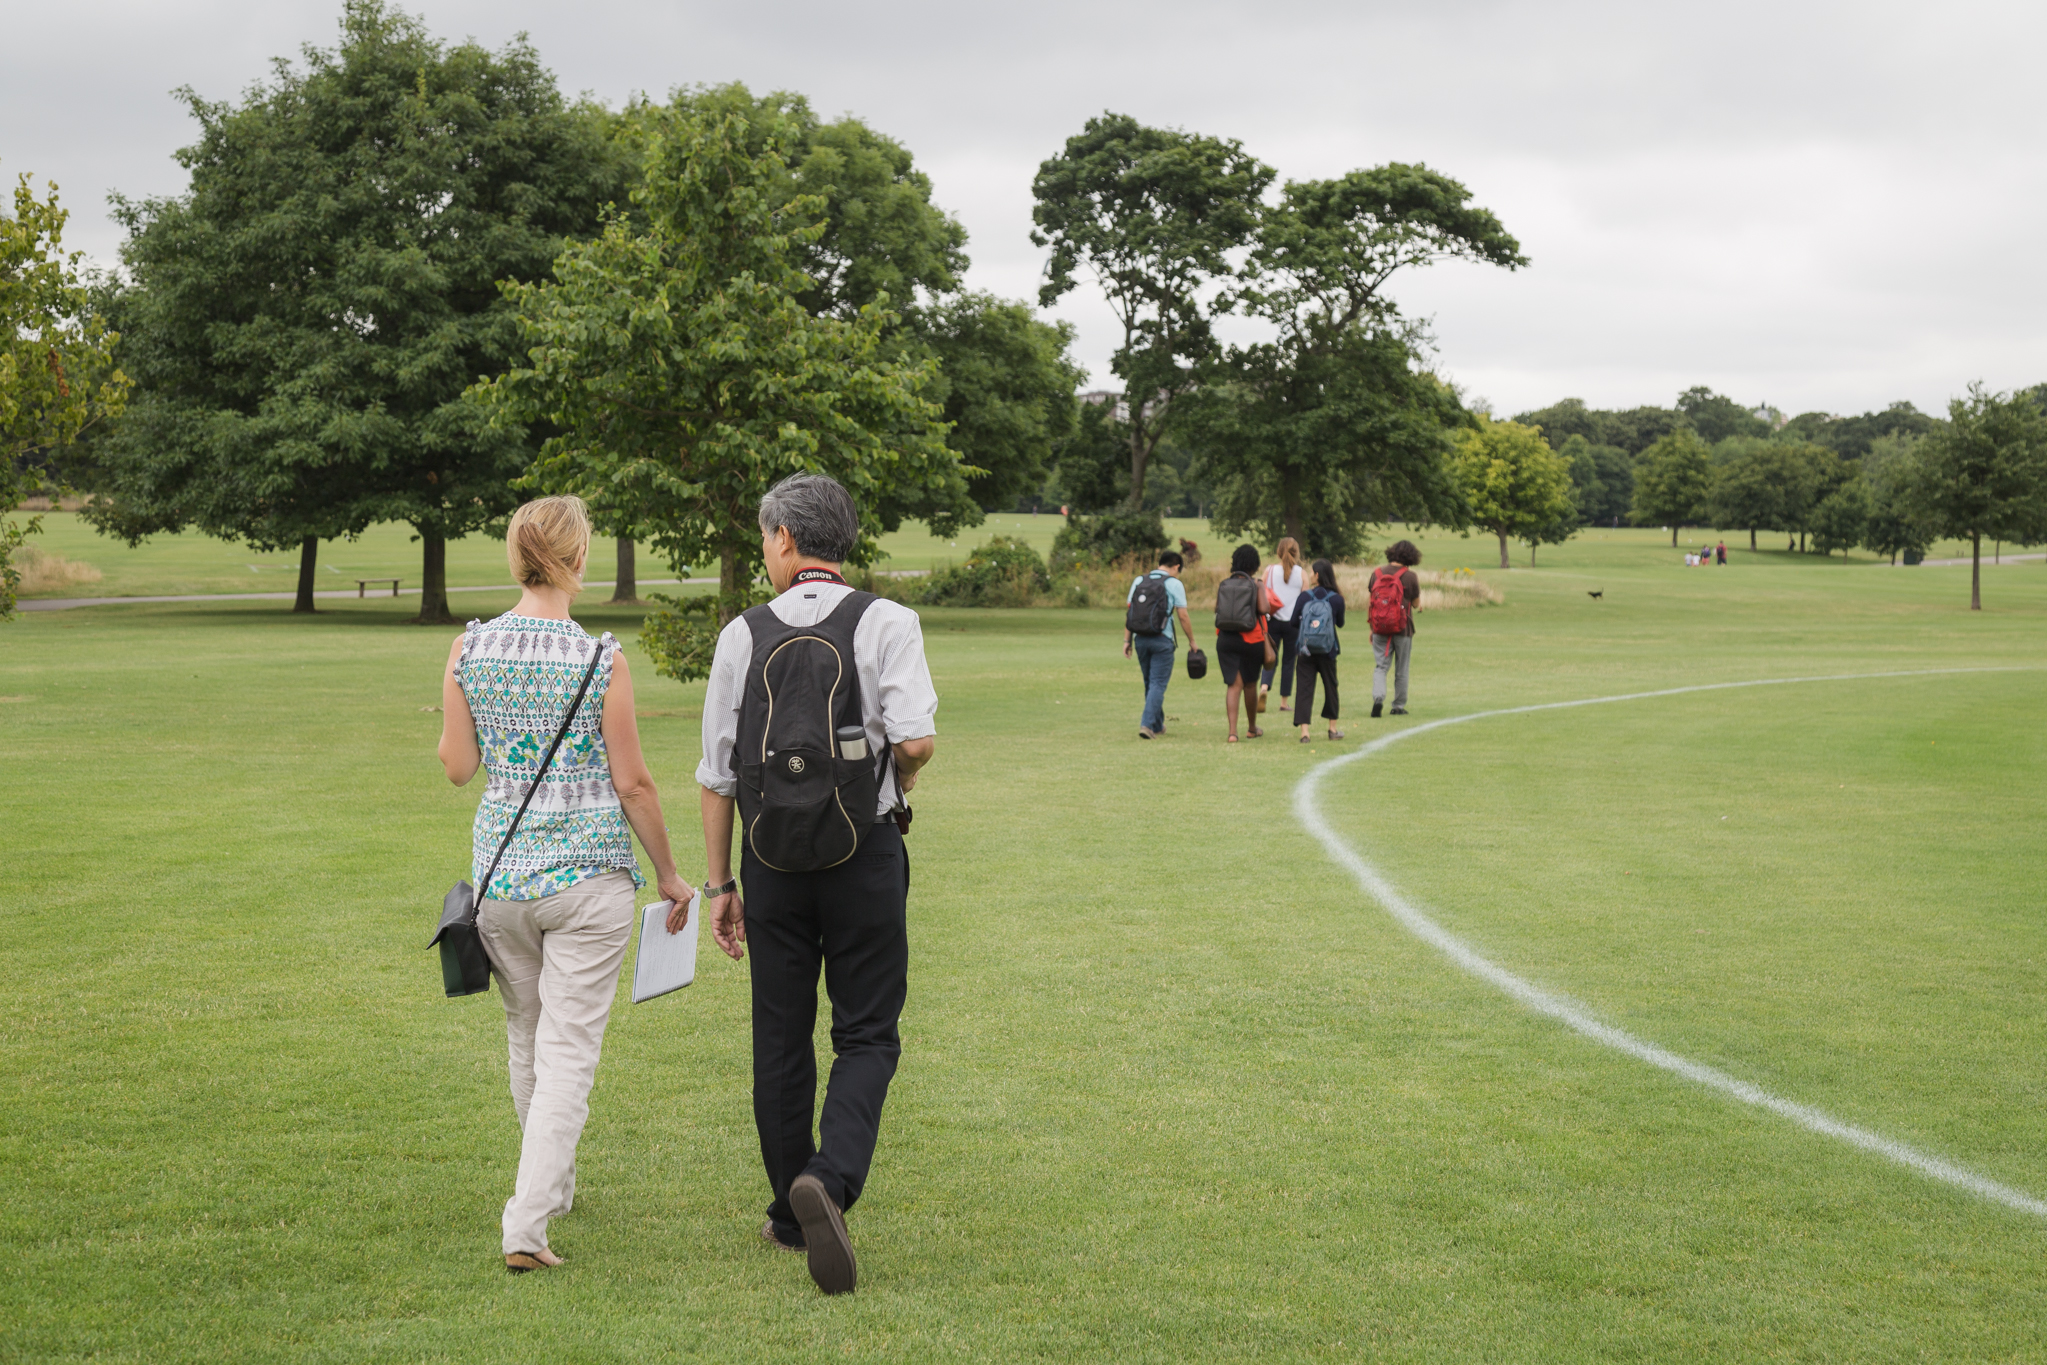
[692, 472, 937, 1295]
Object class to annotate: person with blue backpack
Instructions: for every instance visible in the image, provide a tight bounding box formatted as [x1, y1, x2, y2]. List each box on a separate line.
[1123, 550, 1196, 739]
[1292, 559, 1346, 743]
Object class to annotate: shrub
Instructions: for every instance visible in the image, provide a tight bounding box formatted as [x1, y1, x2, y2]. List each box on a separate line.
[916, 536, 1052, 608]
[1049, 509, 1169, 574]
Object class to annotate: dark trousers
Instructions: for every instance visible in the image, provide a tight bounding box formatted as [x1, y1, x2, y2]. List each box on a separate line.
[742, 820, 909, 1238]
[1260, 618, 1299, 696]
[1294, 652, 1339, 724]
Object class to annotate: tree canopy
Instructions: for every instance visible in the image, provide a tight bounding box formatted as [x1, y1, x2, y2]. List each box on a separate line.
[1032, 113, 1272, 508]
[484, 103, 962, 678]
[1, 171, 129, 617]
[89, 0, 623, 619]
[1907, 383, 2047, 609]
[1448, 418, 1575, 568]
[1631, 427, 1713, 545]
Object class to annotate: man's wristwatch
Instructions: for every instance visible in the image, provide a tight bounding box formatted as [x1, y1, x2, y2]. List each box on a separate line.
[705, 878, 739, 899]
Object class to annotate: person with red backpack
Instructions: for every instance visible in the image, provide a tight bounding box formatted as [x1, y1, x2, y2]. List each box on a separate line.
[1368, 540, 1422, 718]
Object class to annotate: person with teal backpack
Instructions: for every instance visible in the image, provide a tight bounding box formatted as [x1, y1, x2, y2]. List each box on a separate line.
[1292, 559, 1347, 742]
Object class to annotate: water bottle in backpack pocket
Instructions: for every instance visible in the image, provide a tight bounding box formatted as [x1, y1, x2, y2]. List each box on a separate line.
[735, 595, 882, 872]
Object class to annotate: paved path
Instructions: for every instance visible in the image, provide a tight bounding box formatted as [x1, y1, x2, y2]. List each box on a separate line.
[1906, 552, 2047, 567]
[18, 577, 711, 612]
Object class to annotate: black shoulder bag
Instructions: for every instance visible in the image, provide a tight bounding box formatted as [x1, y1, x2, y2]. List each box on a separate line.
[430, 640, 605, 997]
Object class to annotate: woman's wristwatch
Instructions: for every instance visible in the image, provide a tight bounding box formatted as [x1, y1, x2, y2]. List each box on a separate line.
[704, 878, 739, 899]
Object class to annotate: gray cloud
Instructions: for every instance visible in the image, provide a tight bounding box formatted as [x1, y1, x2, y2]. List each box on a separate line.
[7, 0, 2044, 417]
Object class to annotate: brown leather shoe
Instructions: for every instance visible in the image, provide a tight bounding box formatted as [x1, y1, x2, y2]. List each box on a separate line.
[789, 1174, 857, 1294]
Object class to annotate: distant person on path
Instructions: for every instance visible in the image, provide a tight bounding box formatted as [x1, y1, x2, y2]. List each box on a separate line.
[1292, 559, 1346, 743]
[1215, 544, 1280, 743]
[697, 473, 937, 1296]
[436, 494, 696, 1274]
[1124, 550, 1196, 739]
[1716, 540, 1728, 565]
[1368, 540, 1422, 718]
[1259, 537, 1307, 719]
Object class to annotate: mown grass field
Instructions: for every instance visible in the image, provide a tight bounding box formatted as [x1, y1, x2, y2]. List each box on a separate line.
[19, 508, 2024, 601]
[2, 530, 2044, 1362]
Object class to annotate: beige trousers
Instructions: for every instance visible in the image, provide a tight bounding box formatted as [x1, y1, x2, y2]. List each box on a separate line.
[478, 870, 636, 1255]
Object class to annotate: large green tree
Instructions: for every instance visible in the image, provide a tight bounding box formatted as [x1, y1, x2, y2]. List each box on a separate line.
[1631, 427, 1713, 545]
[1, 172, 129, 617]
[661, 85, 1076, 523]
[483, 105, 963, 678]
[89, 1, 623, 620]
[1557, 433, 1632, 526]
[1032, 113, 1272, 507]
[1860, 432, 1933, 564]
[1449, 418, 1575, 568]
[1907, 384, 2047, 609]
[1182, 164, 1521, 557]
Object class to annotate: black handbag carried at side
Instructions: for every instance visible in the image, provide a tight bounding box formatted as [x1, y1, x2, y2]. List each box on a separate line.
[430, 640, 605, 998]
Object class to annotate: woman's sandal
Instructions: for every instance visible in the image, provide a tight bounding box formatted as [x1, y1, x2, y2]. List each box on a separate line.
[1326, 729, 1344, 740]
[506, 1251, 560, 1273]
[1226, 734, 1240, 743]
[1246, 727, 1264, 739]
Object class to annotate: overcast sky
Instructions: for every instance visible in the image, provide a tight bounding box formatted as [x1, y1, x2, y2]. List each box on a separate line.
[8, 0, 2045, 418]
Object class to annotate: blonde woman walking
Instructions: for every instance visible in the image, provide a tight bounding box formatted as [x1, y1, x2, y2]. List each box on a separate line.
[1258, 537, 1306, 717]
[436, 496, 695, 1273]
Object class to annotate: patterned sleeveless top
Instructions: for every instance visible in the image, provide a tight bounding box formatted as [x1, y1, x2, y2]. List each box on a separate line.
[456, 613, 644, 901]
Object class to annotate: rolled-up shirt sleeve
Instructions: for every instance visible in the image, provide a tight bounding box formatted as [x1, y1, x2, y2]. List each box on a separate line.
[694, 617, 752, 796]
[876, 608, 938, 745]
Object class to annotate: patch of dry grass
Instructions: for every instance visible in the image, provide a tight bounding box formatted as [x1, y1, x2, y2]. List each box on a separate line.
[13, 545, 103, 594]
[1330, 563, 1503, 612]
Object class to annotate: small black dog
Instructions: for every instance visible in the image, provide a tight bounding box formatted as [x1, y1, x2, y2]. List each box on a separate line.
[1587, 590, 1604, 600]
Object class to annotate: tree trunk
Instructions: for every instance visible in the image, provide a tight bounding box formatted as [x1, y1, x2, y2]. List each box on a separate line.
[1127, 419, 1150, 509]
[1749, 527, 1757, 552]
[1284, 489, 1304, 548]
[1971, 531, 1982, 611]
[610, 536, 637, 603]
[1799, 531, 1807, 553]
[415, 532, 454, 625]
[1529, 542, 1538, 566]
[718, 546, 743, 627]
[293, 535, 319, 614]
[1670, 524, 1679, 548]
[1497, 530, 1510, 569]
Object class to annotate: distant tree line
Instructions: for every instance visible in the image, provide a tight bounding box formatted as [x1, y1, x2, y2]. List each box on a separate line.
[1511, 383, 2047, 609]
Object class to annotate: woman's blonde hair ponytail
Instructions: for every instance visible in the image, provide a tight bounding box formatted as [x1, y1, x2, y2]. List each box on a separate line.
[505, 495, 592, 596]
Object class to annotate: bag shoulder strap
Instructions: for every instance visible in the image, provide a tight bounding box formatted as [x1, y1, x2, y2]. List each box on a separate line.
[477, 637, 605, 904]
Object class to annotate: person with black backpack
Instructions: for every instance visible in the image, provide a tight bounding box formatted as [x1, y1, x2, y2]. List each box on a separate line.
[1367, 540, 1423, 718]
[1214, 544, 1281, 743]
[1123, 549, 1197, 739]
[695, 474, 937, 1297]
[1291, 559, 1347, 742]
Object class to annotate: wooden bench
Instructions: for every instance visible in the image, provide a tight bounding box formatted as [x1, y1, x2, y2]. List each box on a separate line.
[355, 578, 401, 598]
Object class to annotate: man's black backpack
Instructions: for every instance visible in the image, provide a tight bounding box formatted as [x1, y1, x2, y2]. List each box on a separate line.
[1125, 572, 1174, 636]
[735, 593, 882, 872]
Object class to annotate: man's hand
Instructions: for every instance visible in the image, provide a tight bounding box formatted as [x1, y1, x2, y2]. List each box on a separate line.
[709, 891, 747, 960]
[1123, 635, 1133, 657]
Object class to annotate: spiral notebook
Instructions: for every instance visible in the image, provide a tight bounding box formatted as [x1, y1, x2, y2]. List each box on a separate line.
[631, 893, 700, 1003]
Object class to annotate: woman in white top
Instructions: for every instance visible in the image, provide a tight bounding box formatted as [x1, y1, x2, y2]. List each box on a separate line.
[1259, 537, 1307, 717]
[436, 495, 695, 1274]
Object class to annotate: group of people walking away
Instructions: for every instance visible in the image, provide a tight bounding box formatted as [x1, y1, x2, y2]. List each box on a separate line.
[1124, 537, 1427, 740]
[437, 475, 935, 1297]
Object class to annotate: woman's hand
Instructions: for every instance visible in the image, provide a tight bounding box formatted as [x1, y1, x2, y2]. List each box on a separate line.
[709, 891, 747, 960]
[657, 872, 696, 931]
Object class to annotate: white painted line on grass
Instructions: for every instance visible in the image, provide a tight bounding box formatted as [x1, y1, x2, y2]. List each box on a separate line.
[1296, 667, 2047, 1220]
